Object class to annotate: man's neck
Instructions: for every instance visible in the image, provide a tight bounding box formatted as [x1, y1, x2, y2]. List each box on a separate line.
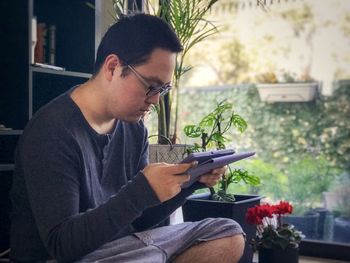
[70, 80, 116, 135]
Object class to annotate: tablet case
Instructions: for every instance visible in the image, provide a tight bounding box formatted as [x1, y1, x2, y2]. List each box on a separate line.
[180, 149, 235, 164]
[180, 150, 255, 188]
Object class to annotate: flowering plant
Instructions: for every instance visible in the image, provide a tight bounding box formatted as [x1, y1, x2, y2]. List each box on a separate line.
[246, 201, 304, 251]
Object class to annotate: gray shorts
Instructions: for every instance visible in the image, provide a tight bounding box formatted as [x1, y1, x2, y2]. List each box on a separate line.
[75, 217, 244, 263]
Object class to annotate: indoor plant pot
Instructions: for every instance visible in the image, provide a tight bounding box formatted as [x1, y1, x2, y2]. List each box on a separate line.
[182, 192, 262, 263]
[283, 211, 320, 239]
[333, 217, 350, 243]
[258, 247, 299, 263]
[312, 208, 333, 240]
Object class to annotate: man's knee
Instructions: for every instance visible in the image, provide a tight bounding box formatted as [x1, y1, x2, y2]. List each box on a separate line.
[220, 234, 245, 261]
[172, 234, 245, 263]
[230, 234, 245, 258]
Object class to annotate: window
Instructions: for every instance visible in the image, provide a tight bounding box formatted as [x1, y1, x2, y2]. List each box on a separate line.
[147, 0, 350, 260]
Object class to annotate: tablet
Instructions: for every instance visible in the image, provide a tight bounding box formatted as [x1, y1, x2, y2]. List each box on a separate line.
[180, 149, 235, 164]
[180, 151, 255, 188]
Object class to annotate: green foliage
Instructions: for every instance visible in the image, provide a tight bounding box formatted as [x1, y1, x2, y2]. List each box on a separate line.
[184, 100, 247, 151]
[243, 159, 288, 200]
[111, 0, 127, 20]
[252, 224, 303, 251]
[244, 83, 350, 172]
[283, 156, 338, 215]
[211, 168, 260, 202]
[183, 100, 260, 202]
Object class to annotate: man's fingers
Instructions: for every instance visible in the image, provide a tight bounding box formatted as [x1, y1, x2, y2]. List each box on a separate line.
[166, 161, 198, 175]
[211, 166, 227, 175]
[198, 172, 223, 187]
[199, 173, 222, 182]
[176, 173, 191, 183]
[147, 162, 170, 168]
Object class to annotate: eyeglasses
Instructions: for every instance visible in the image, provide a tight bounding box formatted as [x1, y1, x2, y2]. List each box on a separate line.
[126, 64, 172, 97]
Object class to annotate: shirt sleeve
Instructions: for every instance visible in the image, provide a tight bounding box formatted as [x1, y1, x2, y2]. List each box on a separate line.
[132, 182, 206, 231]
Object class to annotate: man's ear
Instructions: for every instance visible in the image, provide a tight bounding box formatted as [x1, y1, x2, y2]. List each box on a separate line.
[104, 54, 121, 81]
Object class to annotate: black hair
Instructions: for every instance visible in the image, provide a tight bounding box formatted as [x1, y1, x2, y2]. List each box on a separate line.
[93, 13, 183, 76]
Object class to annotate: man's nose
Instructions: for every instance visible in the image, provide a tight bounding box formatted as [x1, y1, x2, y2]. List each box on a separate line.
[146, 92, 161, 105]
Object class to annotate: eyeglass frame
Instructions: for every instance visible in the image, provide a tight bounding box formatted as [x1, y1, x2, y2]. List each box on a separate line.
[126, 64, 172, 97]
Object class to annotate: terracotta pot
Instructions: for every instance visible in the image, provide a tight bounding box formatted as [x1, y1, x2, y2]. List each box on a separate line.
[258, 247, 299, 263]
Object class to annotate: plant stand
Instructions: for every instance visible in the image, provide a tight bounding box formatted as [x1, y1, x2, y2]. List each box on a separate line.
[182, 193, 262, 263]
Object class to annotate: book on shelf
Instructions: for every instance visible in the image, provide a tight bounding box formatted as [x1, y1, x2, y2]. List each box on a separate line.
[31, 17, 37, 64]
[33, 23, 56, 66]
[47, 24, 56, 65]
[34, 23, 47, 64]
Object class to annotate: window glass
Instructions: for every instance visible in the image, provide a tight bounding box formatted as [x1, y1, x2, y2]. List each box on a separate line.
[146, 0, 350, 246]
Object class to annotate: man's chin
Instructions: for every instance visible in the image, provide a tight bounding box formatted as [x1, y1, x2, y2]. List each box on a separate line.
[119, 115, 143, 123]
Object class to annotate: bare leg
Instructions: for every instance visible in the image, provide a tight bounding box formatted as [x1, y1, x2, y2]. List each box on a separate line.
[172, 234, 245, 263]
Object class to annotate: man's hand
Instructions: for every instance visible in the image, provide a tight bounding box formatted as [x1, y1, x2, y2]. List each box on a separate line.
[198, 166, 227, 188]
[142, 162, 196, 202]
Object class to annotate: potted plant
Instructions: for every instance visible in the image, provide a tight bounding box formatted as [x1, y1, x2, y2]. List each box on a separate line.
[181, 100, 262, 263]
[255, 71, 319, 103]
[154, 0, 219, 144]
[182, 100, 260, 200]
[246, 201, 304, 263]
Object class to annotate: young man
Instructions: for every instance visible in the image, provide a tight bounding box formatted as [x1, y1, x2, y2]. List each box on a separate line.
[10, 14, 244, 262]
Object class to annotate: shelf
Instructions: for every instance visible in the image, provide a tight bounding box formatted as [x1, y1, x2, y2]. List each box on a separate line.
[0, 130, 23, 135]
[30, 66, 92, 79]
[0, 164, 15, 171]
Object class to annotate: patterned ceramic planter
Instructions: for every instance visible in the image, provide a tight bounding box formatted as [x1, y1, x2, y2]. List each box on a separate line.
[148, 144, 188, 164]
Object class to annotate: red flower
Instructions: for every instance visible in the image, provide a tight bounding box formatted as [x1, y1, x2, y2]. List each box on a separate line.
[245, 204, 275, 225]
[273, 201, 293, 215]
[246, 206, 263, 225]
[257, 204, 275, 218]
[245, 201, 294, 226]
[245, 200, 302, 251]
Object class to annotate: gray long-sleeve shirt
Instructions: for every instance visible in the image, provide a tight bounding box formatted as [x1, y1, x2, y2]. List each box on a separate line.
[10, 89, 200, 262]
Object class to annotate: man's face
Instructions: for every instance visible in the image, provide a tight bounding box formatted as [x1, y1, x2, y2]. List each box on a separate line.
[106, 48, 176, 122]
